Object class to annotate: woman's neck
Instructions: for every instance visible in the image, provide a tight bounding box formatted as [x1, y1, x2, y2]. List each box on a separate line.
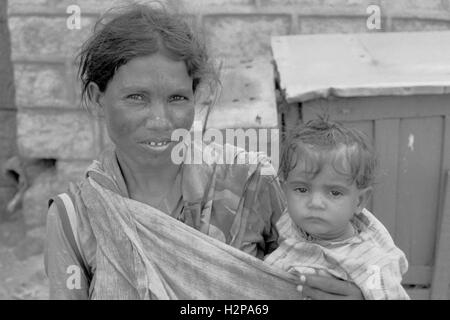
[115, 150, 181, 201]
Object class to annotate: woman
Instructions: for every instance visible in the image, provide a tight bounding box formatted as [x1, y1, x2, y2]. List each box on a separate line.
[44, 3, 363, 300]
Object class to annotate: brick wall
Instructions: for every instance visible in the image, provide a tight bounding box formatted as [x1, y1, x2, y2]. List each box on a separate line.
[5, 0, 450, 229]
[0, 0, 17, 221]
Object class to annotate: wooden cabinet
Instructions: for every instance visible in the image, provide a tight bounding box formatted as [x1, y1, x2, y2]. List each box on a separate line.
[272, 31, 450, 299]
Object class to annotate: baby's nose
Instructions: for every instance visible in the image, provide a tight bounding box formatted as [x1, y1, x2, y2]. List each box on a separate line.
[308, 192, 326, 208]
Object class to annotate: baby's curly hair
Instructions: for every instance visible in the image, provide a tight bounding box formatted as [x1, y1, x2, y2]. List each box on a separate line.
[77, 2, 218, 108]
[280, 117, 378, 189]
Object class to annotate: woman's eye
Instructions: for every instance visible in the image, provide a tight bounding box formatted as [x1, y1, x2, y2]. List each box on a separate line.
[127, 94, 144, 101]
[294, 187, 308, 194]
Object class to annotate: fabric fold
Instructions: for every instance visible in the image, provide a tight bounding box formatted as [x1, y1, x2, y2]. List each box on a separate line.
[84, 175, 301, 299]
[73, 140, 298, 299]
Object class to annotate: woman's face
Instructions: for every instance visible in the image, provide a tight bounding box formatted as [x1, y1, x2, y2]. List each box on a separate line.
[98, 53, 195, 167]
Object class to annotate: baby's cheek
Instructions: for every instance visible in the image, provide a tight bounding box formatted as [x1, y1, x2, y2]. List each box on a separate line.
[287, 192, 303, 210]
[287, 199, 304, 224]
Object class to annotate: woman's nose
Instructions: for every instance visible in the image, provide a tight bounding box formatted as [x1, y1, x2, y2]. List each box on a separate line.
[145, 101, 171, 129]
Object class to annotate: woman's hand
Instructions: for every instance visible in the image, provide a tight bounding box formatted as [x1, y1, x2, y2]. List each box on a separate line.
[297, 274, 364, 300]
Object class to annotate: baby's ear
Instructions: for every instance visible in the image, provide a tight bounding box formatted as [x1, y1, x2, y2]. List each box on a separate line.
[86, 82, 105, 118]
[357, 187, 372, 212]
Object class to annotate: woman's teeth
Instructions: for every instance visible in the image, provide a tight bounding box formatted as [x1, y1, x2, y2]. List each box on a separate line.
[146, 141, 168, 146]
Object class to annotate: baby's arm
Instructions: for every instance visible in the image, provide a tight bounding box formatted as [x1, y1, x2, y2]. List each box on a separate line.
[358, 263, 410, 300]
[347, 209, 410, 299]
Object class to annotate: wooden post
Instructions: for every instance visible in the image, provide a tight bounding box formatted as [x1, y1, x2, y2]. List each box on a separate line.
[431, 170, 450, 299]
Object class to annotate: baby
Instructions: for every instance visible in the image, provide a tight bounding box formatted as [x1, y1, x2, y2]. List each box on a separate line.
[265, 118, 410, 299]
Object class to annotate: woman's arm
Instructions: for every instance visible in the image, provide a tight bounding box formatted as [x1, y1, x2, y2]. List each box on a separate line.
[45, 203, 90, 300]
[298, 274, 365, 300]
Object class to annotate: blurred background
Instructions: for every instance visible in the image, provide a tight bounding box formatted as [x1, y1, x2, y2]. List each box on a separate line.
[1, 0, 450, 299]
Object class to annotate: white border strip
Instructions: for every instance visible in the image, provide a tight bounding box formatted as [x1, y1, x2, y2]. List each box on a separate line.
[58, 193, 84, 263]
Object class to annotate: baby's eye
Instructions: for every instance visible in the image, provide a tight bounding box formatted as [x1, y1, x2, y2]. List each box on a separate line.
[169, 95, 188, 102]
[126, 94, 144, 101]
[294, 187, 308, 194]
[330, 190, 343, 197]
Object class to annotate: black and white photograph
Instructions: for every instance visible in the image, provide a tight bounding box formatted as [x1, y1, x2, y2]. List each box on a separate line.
[0, 0, 449, 305]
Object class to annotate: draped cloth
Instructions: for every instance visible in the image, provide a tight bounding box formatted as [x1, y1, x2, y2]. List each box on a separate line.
[75, 142, 301, 299]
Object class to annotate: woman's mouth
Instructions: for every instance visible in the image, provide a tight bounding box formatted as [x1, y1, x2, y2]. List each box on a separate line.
[139, 140, 173, 152]
[144, 141, 170, 147]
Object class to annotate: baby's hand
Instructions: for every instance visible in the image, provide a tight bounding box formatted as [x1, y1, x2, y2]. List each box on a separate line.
[290, 266, 316, 275]
[291, 267, 332, 299]
[297, 274, 364, 300]
[316, 269, 330, 277]
[289, 266, 333, 277]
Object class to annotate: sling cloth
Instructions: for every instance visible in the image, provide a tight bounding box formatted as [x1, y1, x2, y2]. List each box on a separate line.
[48, 141, 302, 299]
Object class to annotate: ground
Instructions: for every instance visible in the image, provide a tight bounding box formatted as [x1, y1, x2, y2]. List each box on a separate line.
[0, 218, 48, 300]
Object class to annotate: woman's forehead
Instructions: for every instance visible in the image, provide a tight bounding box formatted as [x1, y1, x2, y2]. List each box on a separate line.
[113, 54, 192, 89]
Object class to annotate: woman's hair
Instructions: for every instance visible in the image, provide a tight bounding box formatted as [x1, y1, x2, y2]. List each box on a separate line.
[77, 2, 218, 108]
[279, 117, 378, 189]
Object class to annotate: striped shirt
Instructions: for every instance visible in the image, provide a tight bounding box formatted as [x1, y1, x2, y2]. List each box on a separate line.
[264, 208, 410, 300]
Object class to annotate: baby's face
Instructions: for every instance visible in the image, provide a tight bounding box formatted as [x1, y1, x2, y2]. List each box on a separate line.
[284, 162, 369, 241]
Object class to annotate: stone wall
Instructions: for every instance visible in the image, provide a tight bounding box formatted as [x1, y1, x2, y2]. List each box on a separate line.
[0, 0, 17, 222]
[4, 0, 450, 231]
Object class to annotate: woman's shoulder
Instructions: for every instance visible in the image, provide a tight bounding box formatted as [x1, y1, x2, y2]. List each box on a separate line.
[49, 180, 89, 221]
[182, 140, 280, 189]
[48, 180, 97, 273]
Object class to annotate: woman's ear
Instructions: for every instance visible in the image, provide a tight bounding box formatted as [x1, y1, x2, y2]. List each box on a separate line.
[86, 82, 105, 118]
[356, 187, 372, 213]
